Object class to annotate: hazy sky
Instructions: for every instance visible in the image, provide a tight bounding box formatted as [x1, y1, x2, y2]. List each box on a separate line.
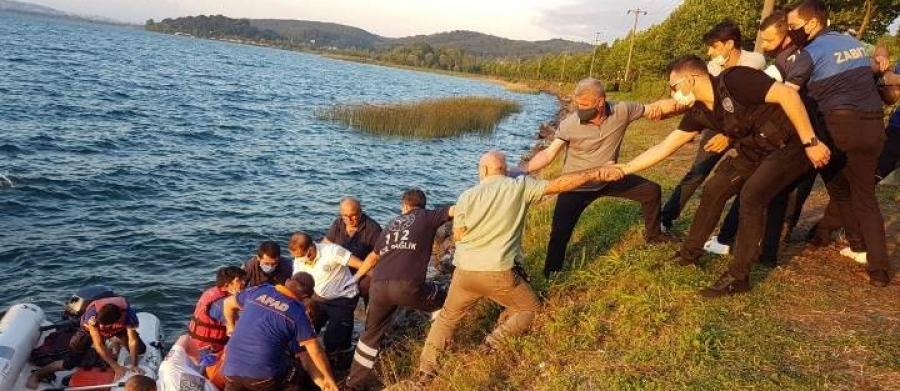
[26, 0, 900, 42]
[27, 0, 686, 42]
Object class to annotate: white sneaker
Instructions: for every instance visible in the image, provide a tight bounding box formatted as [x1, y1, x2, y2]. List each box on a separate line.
[839, 247, 867, 264]
[703, 236, 730, 255]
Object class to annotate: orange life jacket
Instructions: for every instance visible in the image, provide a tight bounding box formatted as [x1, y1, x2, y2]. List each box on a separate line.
[187, 286, 229, 352]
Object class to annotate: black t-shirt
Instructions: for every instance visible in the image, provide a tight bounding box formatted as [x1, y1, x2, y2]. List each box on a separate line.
[678, 67, 775, 134]
[371, 206, 452, 283]
[325, 213, 382, 260]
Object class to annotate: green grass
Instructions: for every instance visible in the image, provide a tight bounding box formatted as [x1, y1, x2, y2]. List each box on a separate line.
[370, 116, 900, 390]
[318, 96, 521, 139]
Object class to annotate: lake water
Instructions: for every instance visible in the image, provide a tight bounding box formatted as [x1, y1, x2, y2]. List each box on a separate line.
[0, 12, 557, 337]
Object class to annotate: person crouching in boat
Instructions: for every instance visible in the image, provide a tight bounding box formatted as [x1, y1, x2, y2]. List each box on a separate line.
[187, 266, 247, 361]
[221, 272, 338, 391]
[27, 295, 146, 389]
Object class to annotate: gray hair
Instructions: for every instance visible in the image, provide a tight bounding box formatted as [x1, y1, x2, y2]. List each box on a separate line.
[574, 78, 606, 98]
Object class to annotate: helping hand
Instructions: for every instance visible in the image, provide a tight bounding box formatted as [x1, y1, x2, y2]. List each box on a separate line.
[130, 365, 144, 375]
[321, 379, 339, 391]
[112, 364, 128, 381]
[805, 143, 831, 168]
[597, 164, 625, 182]
[507, 166, 527, 178]
[703, 134, 730, 153]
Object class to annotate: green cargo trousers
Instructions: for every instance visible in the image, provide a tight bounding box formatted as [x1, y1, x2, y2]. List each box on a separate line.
[418, 268, 541, 374]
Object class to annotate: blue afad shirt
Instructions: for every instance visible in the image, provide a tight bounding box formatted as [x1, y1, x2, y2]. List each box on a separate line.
[222, 284, 316, 380]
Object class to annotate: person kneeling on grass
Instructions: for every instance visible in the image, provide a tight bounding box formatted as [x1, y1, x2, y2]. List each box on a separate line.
[222, 272, 338, 391]
[606, 54, 830, 298]
[28, 295, 146, 389]
[411, 150, 622, 385]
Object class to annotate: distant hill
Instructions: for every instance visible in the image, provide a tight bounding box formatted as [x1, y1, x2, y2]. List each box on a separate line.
[0, 0, 130, 25]
[385, 30, 594, 57]
[250, 19, 388, 50]
[0, 0, 66, 16]
[244, 19, 592, 57]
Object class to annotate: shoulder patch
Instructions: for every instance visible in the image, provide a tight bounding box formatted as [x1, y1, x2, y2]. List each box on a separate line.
[722, 97, 735, 113]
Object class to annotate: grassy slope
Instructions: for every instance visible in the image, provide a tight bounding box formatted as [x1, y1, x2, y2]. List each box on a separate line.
[376, 111, 900, 390]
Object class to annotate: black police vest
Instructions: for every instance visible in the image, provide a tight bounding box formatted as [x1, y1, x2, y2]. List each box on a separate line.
[715, 68, 795, 158]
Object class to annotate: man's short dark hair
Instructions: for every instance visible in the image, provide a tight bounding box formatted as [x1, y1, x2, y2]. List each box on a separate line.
[760, 9, 788, 33]
[125, 375, 157, 391]
[703, 20, 742, 47]
[288, 272, 315, 299]
[257, 240, 280, 260]
[666, 55, 709, 76]
[216, 266, 247, 287]
[791, 0, 828, 26]
[402, 188, 427, 208]
[97, 304, 123, 325]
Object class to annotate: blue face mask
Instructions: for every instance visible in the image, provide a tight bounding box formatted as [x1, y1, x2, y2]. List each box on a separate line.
[260, 264, 276, 274]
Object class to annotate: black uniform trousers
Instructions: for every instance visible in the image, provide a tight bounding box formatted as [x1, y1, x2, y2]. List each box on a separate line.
[544, 174, 664, 277]
[818, 110, 890, 274]
[678, 141, 812, 279]
[345, 280, 446, 389]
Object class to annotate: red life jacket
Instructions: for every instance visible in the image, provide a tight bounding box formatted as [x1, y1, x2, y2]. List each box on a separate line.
[85, 297, 129, 338]
[187, 286, 229, 352]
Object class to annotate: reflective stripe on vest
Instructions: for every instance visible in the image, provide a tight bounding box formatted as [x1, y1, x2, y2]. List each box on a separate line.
[187, 287, 229, 349]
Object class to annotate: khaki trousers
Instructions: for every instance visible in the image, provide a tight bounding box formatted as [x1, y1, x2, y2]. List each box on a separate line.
[418, 268, 540, 374]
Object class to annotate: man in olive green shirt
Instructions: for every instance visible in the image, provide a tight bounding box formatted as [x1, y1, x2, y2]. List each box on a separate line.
[415, 150, 618, 382]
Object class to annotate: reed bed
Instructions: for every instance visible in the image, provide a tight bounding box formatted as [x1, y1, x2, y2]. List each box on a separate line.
[318, 96, 521, 138]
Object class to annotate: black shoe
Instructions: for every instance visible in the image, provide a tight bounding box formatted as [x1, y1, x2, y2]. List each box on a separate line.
[700, 272, 750, 298]
[868, 270, 891, 287]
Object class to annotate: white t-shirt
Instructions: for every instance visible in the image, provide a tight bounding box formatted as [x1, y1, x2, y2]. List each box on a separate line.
[707, 49, 767, 76]
[293, 242, 357, 300]
[157, 344, 219, 391]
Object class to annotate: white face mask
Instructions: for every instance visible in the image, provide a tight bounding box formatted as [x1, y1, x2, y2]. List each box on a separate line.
[710, 54, 728, 67]
[672, 89, 696, 107]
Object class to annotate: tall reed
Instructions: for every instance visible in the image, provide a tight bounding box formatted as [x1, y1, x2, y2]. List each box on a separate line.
[318, 96, 521, 138]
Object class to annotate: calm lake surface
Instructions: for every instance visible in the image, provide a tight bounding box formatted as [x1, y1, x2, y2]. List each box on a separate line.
[0, 12, 557, 336]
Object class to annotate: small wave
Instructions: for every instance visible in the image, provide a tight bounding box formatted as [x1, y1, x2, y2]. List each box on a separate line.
[0, 144, 22, 154]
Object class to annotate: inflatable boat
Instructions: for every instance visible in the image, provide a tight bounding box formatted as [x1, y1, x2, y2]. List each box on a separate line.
[0, 286, 164, 391]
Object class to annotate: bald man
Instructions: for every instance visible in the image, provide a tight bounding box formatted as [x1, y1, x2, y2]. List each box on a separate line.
[324, 196, 381, 303]
[413, 150, 619, 384]
[523, 78, 680, 278]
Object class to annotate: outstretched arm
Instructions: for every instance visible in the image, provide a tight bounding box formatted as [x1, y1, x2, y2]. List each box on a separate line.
[350, 252, 379, 282]
[543, 165, 608, 195]
[643, 98, 689, 120]
[616, 129, 697, 176]
[522, 138, 566, 174]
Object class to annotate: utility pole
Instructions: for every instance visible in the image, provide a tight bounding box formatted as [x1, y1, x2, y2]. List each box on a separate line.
[753, 0, 777, 52]
[624, 8, 647, 83]
[560, 53, 568, 81]
[589, 32, 601, 78]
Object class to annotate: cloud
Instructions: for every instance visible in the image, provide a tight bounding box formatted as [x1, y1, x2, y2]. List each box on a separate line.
[534, 0, 678, 42]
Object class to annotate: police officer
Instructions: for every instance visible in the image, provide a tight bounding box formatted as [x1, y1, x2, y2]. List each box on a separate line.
[609, 54, 830, 297]
[787, 0, 892, 286]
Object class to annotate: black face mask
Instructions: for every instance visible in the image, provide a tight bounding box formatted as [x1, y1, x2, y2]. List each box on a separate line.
[577, 106, 599, 123]
[787, 27, 809, 47]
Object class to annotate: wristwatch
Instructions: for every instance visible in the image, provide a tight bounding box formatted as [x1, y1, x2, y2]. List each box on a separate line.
[802, 137, 819, 148]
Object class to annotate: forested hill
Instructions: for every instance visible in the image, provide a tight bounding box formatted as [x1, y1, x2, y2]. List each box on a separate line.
[145, 15, 593, 58]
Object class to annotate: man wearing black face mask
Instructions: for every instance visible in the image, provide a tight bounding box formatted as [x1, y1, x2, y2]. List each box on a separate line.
[519, 78, 681, 278]
[787, 0, 893, 287]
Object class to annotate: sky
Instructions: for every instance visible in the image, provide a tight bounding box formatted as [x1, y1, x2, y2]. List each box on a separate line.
[25, 0, 900, 43]
[27, 0, 685, 42]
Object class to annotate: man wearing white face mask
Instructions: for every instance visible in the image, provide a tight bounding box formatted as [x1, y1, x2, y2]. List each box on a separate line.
[660, 21, 767, 235]
[608, 55, 830, 297]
